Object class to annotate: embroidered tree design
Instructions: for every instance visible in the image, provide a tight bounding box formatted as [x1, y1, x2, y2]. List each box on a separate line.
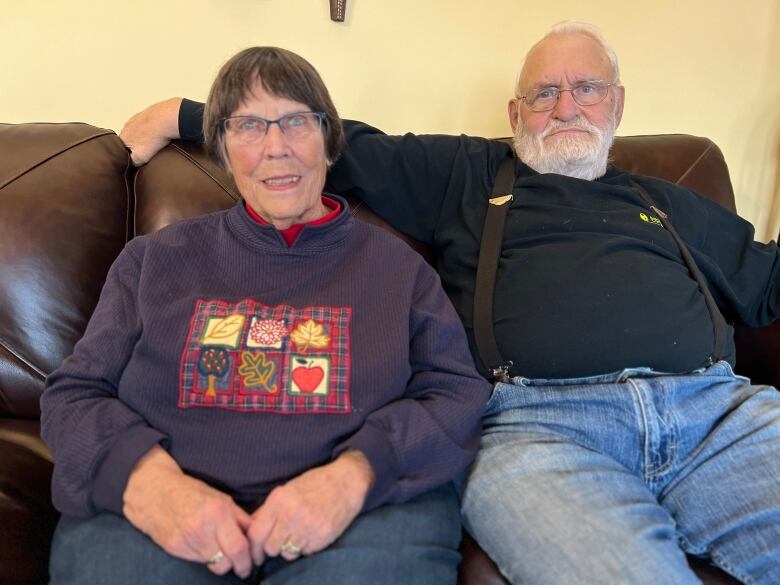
[198, 347, 229, 397]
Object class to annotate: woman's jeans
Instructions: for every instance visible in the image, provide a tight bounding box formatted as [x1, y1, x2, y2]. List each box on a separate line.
[459, 361, 780, 585]
[50, 483, 461, 585]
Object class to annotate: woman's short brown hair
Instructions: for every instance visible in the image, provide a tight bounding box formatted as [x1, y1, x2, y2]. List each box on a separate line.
[204, 47, 345, 170]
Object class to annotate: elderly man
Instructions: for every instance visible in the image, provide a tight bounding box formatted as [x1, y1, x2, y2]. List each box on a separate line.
[121, 22, 780, 584]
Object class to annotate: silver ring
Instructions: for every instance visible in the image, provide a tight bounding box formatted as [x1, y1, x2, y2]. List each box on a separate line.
[206, 550, 225, 566]
[281, 539, 302, 556]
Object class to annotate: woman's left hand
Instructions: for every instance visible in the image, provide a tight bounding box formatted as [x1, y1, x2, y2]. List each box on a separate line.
[247, 450, 374, 564]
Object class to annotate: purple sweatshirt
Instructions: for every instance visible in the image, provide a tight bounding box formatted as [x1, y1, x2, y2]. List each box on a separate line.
[41, 198, 490, 517]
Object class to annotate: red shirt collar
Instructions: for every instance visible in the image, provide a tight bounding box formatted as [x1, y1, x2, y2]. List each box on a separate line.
[245, 196, 342, 247]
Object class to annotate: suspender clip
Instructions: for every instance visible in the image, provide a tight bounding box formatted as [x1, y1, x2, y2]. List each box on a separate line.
[489, 361, 514, 384]
[490, 194, 513, 206]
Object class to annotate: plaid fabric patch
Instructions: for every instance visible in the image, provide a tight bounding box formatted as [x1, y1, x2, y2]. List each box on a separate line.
[179, 299, 352, 413]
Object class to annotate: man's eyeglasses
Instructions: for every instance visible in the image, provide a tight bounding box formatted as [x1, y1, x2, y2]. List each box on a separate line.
[518, 81, 615, 112]
[220, 112, 326, 144]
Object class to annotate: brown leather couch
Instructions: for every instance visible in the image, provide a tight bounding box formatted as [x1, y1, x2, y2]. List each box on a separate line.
[2, 122, 778, 584]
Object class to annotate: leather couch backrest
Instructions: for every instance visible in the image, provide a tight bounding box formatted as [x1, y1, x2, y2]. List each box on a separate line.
[135, 135, 736, 261]
[608, 134, 735, 212]
[0, 124, 738, 419]
[0, 124, 130, 418]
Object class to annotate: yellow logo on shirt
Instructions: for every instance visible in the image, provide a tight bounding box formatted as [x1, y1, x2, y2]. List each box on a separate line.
[639, 212, 663, 227]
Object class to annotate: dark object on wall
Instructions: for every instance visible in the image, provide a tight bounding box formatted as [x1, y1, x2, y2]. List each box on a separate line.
[330, 0, 346, 22]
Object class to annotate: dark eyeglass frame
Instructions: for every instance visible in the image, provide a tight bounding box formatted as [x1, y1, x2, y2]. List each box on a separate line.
[219, 111, 327, 141]
[517, 81, 615, 112]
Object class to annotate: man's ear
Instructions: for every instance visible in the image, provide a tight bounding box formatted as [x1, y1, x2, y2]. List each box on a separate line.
[613, 85, 626, 129]
[508, 98, 520, 134]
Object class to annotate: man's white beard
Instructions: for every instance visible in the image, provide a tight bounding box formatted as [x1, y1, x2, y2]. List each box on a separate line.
[512, 114, 616, 180]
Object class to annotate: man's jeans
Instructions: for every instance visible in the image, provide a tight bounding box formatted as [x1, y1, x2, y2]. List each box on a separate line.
[459, 361, 780, 584]
[50, 483, 461, 585]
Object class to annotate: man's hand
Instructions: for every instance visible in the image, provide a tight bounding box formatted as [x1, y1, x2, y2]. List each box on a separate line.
[247, 450, 374, 564]
[119, 97, 183, 166]
[123, 445, 253, 578]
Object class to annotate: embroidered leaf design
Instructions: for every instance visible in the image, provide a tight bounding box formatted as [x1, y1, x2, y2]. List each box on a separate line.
[201, 314, 245, 346]
[238, 351, 278, 392]
[290, 319, 330, 352]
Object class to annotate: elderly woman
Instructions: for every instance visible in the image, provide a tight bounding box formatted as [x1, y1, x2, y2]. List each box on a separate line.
[40, 47, 489, 585]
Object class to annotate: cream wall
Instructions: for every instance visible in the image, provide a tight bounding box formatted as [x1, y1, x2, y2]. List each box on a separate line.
[3, 0, 779, 241]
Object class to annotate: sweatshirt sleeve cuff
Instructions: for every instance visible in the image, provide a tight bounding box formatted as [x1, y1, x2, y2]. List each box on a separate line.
[179, 98, 205, 143]
[91, 426, 168, 515]
[334, 421, 400, 511]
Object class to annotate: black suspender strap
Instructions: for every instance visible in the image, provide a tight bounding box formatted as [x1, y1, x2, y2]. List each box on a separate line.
[630, 180, 729, 363]
[473, 155, 516, 382]
[473, 167, 729, 382]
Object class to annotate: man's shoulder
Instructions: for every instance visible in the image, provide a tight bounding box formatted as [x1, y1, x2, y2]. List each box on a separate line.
[627, 172, 709, 204]
[608, 167, 696, 200]
[621, 171, 724, 228]
[627, 171, 683, 190]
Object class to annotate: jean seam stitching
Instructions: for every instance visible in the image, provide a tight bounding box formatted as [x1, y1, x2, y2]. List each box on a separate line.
[708, 547, 758, 585]
[627, 378, 652, 481]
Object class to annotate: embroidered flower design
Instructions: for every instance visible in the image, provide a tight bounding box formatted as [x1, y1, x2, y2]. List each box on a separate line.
[249, 319, 288, 346]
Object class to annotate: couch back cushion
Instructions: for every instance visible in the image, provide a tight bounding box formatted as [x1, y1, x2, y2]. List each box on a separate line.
[0, 127, 738, 419]
[136, 134, 736, 256]
[0, 124, 130, 417]
[608, 134, 735, 212]
[134, 141, 239, 236]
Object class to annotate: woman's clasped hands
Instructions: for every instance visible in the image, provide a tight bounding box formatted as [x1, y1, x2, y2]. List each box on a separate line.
[123, 446, 374, 579]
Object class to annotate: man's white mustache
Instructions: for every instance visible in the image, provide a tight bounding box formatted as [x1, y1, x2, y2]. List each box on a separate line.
[542, 118, 600, 139]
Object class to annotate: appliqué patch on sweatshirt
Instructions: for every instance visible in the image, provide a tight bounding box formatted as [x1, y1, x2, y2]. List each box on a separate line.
[179, 299, 351, 413]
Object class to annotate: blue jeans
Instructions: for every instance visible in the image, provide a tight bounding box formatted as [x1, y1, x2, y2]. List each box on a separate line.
[50, 483, 461, 584]
[459, 362, 780, 585]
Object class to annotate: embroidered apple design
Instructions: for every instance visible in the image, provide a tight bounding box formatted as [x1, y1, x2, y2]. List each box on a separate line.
[292, 358, 324, 393]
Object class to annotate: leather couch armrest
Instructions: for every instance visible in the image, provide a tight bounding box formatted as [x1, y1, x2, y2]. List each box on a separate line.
[0, 419, 58, 585]
[734, 322, 780, 388]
